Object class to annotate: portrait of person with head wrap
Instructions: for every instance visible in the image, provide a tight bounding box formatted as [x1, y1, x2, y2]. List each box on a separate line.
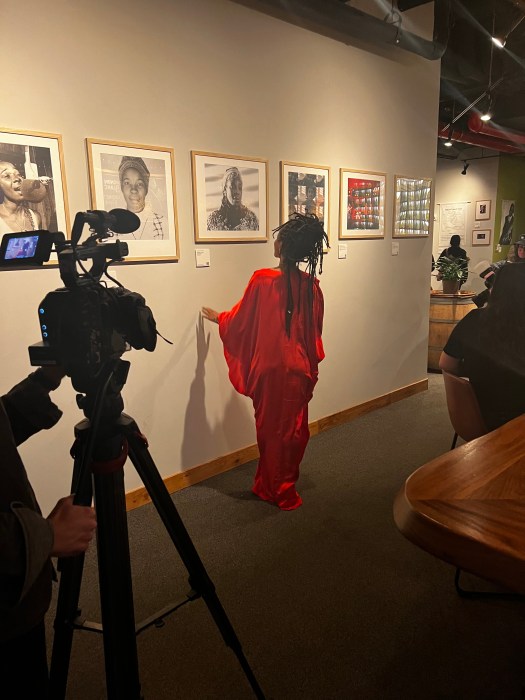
[118, 156, 165, 240]
[207, 166, 259, 231]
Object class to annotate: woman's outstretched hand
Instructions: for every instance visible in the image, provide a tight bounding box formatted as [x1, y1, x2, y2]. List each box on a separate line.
[202, 307, 220, 324]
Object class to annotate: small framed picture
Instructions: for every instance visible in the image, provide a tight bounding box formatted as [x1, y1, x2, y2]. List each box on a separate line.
[281, 161, 330, 231]
[339, 168, 385, 239]
[472, 228, 491, 246]
[0, 127, 70, 237]
[191, 151, 268, 242]
[393, 175, 432, 238]
[86, 138, 179, 262]
[475, 200, 491, 220]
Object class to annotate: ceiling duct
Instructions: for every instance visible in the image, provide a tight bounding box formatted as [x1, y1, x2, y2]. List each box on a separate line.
[438, 122, 525, 154]
[229, 0, 451, 60]
[467, 112, 525, 147]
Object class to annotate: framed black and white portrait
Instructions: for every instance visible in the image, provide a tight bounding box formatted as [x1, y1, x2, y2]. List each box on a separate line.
[87, 139, 179, 261]
[191, 151, 268, 242]
[472, 228, 491, 246]
[475, 199, 491, 221]
[0, 127, 69, 237]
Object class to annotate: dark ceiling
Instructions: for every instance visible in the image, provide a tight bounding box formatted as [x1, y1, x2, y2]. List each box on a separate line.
[234, 0, 525, 161]
[426, 0, 525, 160]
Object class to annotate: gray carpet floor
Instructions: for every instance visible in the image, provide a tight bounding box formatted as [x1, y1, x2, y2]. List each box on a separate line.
[46, 374, 525, 699]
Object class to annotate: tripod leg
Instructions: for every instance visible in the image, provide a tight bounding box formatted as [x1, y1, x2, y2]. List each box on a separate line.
[123, 419, 265, 699]
[92, 466, 141, 699]
[50, 445, 93, 699]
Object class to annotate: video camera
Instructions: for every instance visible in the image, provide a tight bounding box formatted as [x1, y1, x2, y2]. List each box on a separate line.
[471, 260, 503, 308]
[0, 209, 158, 395]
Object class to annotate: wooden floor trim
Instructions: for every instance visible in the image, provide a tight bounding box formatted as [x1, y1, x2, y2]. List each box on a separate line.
[125, 377, 428, 511]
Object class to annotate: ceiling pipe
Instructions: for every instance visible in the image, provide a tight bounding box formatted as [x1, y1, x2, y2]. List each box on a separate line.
[467, 112, 525, 146]
[438, 122, 524, 154]
[228, 0, 451, 60]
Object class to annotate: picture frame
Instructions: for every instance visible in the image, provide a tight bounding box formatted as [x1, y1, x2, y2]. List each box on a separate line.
[339, 168, 386, 239]
[498, 200, 514, 246]
[280, 161, 330, 232]
[0, 127, 70, 239]
[191, 151, 268, 242]
[475, 199, 491, 221]
[86, 138, 179, 262]
[393, 175, 432, 238]
[472, 228, 491, 246]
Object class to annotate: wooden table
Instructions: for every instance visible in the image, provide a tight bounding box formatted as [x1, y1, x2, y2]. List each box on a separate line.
[394, 415, 525, 594]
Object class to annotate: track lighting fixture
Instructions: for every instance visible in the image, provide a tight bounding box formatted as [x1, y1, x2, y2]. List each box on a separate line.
[461, 161, 470, 175]
[444, 124, 453, 147]
[480, 93, 494, 122]
[492, 14, 525, 48]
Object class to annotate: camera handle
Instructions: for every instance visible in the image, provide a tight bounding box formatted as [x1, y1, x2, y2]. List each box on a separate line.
[49, 367, 264, 699]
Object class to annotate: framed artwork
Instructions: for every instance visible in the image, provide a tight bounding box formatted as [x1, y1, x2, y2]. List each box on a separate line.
[475, 199, 491, 221]
[191, 151, 268, 242]
[86, 139, 179, 261]
[281, 160, 330, 228]
[0, 127, 70, 238]
[339, 169, 385, 239]
[472, 228, 491, 246]
[498, 199, 514, 245]
[393, 175, 432, 238]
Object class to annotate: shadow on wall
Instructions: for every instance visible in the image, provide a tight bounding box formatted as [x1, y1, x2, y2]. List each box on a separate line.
[180, 316, 255, 470]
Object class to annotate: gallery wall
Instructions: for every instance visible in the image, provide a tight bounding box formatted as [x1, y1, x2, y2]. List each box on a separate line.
[1, 0, 439, 514]
[433, 157, 500, 295]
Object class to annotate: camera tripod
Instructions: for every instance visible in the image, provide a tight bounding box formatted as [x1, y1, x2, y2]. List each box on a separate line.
[49, 360, 264, 699]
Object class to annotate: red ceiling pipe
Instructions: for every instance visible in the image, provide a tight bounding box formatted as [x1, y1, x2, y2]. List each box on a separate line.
[438, 122, 524, 154]
[468, 112, 525, 146]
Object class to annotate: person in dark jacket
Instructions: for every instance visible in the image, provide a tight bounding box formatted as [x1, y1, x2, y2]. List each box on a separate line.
[437, 234, 469, 287]
[0, 367, 97, 697]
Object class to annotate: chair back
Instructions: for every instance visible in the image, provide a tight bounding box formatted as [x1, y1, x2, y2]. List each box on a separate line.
[442, 370, 488, 443]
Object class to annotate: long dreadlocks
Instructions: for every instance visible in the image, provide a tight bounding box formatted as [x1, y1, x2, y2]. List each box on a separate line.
[273, 212, 329, 337]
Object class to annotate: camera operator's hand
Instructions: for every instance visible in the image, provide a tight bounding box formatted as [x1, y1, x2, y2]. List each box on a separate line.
[40, 365, 67, 386]
[47, 495, 97, 558]
[202, 307, 220, 324]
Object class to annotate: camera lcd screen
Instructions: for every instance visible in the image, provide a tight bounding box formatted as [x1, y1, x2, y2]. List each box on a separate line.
[4, 234, 40, 260]
[0, 230, 60, 266]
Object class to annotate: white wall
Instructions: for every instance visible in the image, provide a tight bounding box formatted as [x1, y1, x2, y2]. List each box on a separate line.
[434, 157, 499, 294]
[1, 0, 439, 514]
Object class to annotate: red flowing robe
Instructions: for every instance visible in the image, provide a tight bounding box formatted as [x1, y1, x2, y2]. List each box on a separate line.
[218, 268, 324, 510]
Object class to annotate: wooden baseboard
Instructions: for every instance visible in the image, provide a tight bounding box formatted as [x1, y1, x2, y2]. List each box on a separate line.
[125, 377, 428, 511]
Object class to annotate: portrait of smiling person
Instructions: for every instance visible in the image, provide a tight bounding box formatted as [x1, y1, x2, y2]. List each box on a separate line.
[86, 139, 179, 261]
[118, 156, 165, 240]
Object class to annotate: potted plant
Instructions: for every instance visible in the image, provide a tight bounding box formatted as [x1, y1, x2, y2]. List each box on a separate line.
[435, 255, 468, 294]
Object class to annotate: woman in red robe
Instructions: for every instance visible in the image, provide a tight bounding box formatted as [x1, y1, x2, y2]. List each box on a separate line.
[203, 213, 327, 510]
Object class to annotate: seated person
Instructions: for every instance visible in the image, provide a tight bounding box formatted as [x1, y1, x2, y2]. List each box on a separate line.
[439, 263, 525, 431]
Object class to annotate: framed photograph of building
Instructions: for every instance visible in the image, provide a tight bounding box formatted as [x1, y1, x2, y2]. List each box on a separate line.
[191, 151, 268, 242]
[472, 228, 491, 246]
[86, 139, 179, 261]
[339, 168, 386, 239]
[281, 161, 330, 231]
[393, 175, 432, 238]
[0, 127, 69, 238]
[475, 199, 491, 221]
